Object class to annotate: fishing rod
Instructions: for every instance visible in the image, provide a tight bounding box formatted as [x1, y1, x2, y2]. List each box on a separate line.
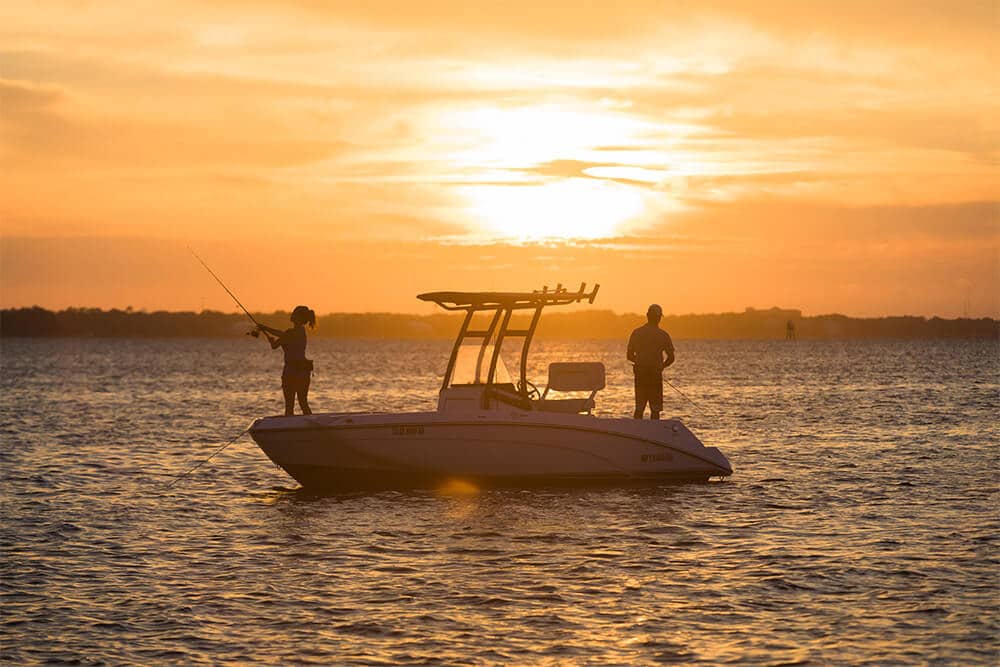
[189, 247, 261, 329]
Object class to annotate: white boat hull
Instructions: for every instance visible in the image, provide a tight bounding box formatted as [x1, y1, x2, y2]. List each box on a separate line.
[250, 411, 732, 490]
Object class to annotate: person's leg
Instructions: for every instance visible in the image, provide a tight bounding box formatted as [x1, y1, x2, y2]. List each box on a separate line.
[633, 367, 647, 419]
[650, 372, 664, 420]
[281, 375, 296, 416]
[297, 374, 312, 415]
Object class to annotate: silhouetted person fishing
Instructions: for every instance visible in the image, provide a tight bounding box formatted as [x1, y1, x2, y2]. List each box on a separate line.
[256, 306, 316, 416]
[627, 304, 675, 419]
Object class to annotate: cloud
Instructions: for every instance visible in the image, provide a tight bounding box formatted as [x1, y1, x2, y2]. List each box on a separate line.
[696, 99, 999, 163]
[1, 76, 350, 169]
[197, 0, 999, 53]
[662, 199, 1000, 248]
[1, 78, 63, 110]
[4, 209, 997, 317]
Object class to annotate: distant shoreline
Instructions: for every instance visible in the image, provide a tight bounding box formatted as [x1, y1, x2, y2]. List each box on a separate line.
[2, 306, 996, 340]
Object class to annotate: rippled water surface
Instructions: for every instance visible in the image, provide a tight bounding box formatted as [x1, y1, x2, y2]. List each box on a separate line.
[2, 338, 998, 665]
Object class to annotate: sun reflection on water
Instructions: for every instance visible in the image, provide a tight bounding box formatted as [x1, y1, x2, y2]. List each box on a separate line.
[435, 478, 481, 497]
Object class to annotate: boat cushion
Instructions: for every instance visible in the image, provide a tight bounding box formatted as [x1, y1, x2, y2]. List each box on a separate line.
[547, 362, 606, 391]
[533, 397, 596, 414]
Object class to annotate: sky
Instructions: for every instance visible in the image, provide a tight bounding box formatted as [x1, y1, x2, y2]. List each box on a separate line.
[1, 0, 997, 317]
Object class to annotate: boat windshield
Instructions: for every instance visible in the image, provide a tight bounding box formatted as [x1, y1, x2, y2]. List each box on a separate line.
[449, 343, 512, 386]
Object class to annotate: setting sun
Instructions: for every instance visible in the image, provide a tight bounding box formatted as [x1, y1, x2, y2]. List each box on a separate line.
[444, 105, 646, 168]
[438, 105, 676, 240]
[461, 178, 648, 240]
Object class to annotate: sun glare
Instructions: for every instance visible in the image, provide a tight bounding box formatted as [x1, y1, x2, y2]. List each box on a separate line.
[446, 105, 644, 167]
[439, 104, 655, 240]
[461, 178, 647, 241]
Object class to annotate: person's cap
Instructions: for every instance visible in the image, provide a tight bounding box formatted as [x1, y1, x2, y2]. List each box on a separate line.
[647, 304, 663, 316]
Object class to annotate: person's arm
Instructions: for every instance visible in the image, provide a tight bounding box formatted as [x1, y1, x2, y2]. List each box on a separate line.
[255, 323, 285, 349]
[256, 323, 284, 336]
[260, 326, 289, 350]
[662, 334, 675, 369]
[627, 331, 637, 363]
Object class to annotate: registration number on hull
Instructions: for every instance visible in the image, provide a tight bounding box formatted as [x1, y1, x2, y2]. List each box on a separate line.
[391, 425, 425, 436]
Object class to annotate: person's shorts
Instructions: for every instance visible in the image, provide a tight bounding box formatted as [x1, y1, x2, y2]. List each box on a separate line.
[285, 359, 314, 374]
[282, 370, 311, 393]
[633, 366, 663, 411]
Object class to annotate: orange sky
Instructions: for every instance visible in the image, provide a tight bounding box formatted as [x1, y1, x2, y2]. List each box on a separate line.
[2, 1, 997, 317]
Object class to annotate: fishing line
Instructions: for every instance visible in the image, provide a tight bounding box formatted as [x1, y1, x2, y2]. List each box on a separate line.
[664, 377, 709, 414]
[164, 423, 253, 489]
[664, 377, 763, 443]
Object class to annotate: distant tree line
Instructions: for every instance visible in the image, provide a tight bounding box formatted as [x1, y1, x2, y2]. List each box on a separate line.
[2, 306, 996, 340]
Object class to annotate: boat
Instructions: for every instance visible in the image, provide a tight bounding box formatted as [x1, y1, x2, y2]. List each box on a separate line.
[249, 284, 733, 490]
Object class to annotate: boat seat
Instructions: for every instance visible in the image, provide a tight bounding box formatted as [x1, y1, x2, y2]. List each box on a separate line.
[534, 362, 606, 414]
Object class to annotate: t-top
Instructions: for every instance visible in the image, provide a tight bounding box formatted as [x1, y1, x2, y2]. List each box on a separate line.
[627, 323, 674, 369]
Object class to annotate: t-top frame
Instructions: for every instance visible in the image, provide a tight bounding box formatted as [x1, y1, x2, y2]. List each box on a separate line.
[418, 283, 600, 409]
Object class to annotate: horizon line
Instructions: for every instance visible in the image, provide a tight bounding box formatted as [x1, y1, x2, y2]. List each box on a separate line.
[2, 304, 997, 322]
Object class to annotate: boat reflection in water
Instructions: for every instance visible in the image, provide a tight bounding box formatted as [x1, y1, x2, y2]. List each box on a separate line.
[250, 284, 733, 490]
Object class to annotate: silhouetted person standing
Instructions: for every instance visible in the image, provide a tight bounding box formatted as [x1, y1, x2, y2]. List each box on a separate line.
[627, 304, 675, 419]
[257, 305, 315, 416]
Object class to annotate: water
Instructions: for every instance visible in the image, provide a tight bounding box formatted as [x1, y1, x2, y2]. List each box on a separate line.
[1, 338, 997, 665]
